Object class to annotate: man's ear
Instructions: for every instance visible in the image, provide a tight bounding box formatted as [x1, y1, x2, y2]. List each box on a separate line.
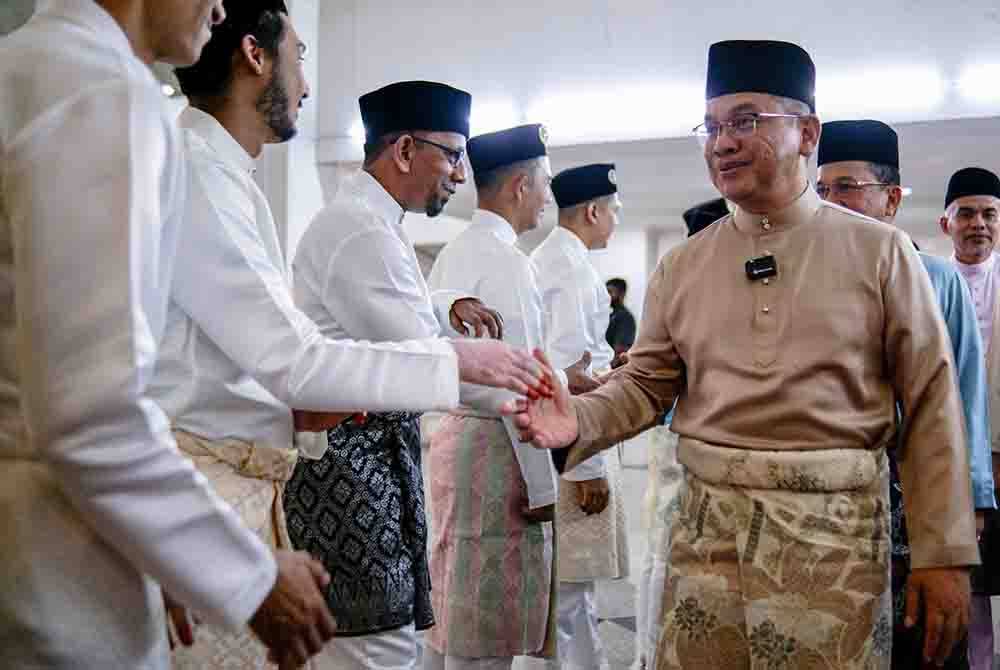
[239, 35, 266, 76]
[392, 135, 416, 175]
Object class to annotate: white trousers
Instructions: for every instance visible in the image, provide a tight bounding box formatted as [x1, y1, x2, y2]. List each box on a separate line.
[316, 624, 418, 670]
[542, 581, 608, 670]
[422, 647, 512, 670]
[634, 547, 655, 670]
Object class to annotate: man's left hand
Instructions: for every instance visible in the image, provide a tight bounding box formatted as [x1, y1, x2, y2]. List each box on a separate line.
[905, 566, 971, 666]
[164, 590, 196, 649]
[450, 298, 503, 339]
[573, 477, 610, 515]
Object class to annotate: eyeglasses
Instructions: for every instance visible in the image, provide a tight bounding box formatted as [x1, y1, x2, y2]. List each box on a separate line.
[692, 112, 809, 147]
[816, 181, 891, 199]
[412, 136, 465, 168]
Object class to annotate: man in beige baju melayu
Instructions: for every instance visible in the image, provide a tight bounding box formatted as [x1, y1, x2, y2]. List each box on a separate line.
[506, 39, 979, 670]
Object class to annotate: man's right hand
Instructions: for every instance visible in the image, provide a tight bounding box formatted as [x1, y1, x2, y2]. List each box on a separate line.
[451, 340, 554, 399]
[250, 550, 337, 670]
[502, 351, 580, 451]
[564, 351, 600, 395]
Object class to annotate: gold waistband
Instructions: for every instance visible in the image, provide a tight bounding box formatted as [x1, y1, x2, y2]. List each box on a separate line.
[677, 437, 885, 492]
[173, 429, 298, 483]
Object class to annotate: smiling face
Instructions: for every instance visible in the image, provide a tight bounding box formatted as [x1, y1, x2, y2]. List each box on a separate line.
[413, 131, 468, 217]
[702, 92, 818, 211]
[940, 195, 1000, 265]
[816, 161, 902, 223]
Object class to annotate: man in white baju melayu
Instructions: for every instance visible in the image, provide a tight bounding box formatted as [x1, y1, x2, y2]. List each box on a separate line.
[0, 1, 336, 668]
[159, 6, 550, 669]
[288, 80, 514, 670]
[533, 163, 631, 670]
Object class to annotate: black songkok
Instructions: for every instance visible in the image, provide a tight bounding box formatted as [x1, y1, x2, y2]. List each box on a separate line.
[818, 120, 899, 169]
[551, 164, 618, 209]
[706, 40, 816, 112]
[945, 167, 1000, 208]
[683, 198, 730, 237]
[468, 124, 549, 178]
[359, 81, 472, 145]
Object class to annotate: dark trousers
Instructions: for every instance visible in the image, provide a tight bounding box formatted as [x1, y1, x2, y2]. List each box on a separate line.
[891, 625, 969, 670]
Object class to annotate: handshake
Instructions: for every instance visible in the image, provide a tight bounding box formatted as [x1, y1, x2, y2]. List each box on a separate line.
[169, 550, 338, 669]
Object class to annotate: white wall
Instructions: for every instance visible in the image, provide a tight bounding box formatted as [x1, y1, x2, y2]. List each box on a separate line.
[256, 0, 326, 264]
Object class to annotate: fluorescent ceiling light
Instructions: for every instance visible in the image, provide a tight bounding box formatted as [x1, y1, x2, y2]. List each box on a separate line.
[817, 66, 946, 118]
[958, 63, 1000, 104]
[527, 83, 703, 145]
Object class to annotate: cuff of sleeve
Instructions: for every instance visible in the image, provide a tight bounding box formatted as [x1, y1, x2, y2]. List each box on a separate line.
[212, 552, 278, 631]
[973, 484, 998, 510]
[562, 453, 607, 482]
[909, 543, 982, 570]
[294, 430, 329, 460]
[430, 339, 462, 411]
[527, 489, 557, 509]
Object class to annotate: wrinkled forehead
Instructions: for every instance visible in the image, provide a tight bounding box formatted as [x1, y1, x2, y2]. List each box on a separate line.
[817, 161, 879, 183]
[704, 92, 784, 120]
[949, 195, 1000, 215]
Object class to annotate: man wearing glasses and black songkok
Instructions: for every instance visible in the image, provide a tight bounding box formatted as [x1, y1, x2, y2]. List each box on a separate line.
[506, 40, 979, 670]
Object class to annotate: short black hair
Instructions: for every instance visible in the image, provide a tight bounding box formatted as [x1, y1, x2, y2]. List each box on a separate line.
[363, 131, 408, 167]
[867, 161, 901, 187]
[606, 277, 627, 294]
[175, 4, 287, 100]
[474, 158, 540, 192]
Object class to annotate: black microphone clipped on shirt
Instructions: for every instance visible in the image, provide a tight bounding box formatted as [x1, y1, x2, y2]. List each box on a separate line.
[745, 255, 777, 282]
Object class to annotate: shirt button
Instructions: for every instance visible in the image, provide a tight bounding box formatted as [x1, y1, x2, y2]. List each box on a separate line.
[762, 306, 770, 313]
[762, 222, 772, 231]
[763, 278, 771, 285]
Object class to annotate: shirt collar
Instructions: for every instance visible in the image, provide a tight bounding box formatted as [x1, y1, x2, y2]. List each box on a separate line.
[954, 252, 997, 279]
[732, 184, 821, 235]
[180, 107, 257, 175]
[38, 0, 147, 77]
[354, 171, 405, 226]
[471, 209, 518, 246]
[551, 226, 591, 266]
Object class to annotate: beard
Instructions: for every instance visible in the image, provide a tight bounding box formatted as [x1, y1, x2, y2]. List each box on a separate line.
[425, 191, 449, 218]
[257, 58, 297, 144]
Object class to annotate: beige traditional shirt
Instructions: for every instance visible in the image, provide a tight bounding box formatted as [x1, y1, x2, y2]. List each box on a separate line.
[565, 186, 978, 569]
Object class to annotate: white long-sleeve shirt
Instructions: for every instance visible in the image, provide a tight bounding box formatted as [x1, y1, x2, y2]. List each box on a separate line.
[531, 226, 615, 481]
[0, 1, 274, 660]
[150, 111, 462, 451]
[294, 170, 466, 343]
[428, 210, 558, 508]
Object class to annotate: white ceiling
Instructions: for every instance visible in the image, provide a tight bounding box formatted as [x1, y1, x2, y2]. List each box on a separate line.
[313, 0, 1000, 253]
[317, 0, 1000, 157]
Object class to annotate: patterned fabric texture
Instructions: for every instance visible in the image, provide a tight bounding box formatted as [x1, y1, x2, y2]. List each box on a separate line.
[170, 429, 300, 669]
[557, 442, 630, 582]
[283, 412, 431, 636]
[655, 467, 892, 670]
[426, 414, 555, 659]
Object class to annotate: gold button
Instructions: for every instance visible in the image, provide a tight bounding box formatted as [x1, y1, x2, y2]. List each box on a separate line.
[763, 278, 770, 285]
[762, 306, 770, 313]
[762, 222, 772, 231]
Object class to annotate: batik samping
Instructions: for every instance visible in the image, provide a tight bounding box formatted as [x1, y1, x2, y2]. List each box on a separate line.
[284, 412, 432, 636]
[655, 440, 892, 670]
